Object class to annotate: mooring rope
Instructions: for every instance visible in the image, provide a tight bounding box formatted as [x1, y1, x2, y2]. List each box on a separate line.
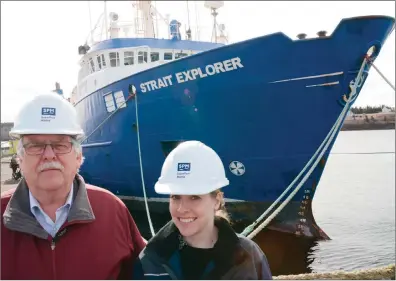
[367, 56, 395, 91]
[134, 88, 156, 237]
[241, 54, 370, 239]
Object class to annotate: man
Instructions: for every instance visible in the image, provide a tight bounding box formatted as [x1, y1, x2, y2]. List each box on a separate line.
[1, 93, 146, 279]
[9, 154, 19, 175]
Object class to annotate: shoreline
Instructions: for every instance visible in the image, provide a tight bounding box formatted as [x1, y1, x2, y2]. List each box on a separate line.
[341, 123, 395, 131]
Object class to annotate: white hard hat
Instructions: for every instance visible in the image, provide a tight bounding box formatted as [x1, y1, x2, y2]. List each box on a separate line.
[9, 93, 84, 139]
[154, 141, 229, 195]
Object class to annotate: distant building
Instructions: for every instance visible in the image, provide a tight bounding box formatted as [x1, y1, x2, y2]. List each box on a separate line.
[382, 106, 392, 113]
[1, 141, 12, 157]
[1, 122, 14, 141]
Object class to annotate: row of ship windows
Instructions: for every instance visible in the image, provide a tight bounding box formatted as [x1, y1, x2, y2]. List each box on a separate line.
[87, 51, 190, 74]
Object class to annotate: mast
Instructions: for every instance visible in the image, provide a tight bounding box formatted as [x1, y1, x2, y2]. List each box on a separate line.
[88, 1, 93, 41]
[138, 1, 155, 38]
[149, 2, 171, 39]
[204, 1, 224, 43]
[154, 1, 159, 38]
[212, 8, 218, 43]
[104, 1, 109, 39]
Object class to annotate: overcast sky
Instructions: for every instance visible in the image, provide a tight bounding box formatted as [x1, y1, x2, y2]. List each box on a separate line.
[1, 1, 395, 122]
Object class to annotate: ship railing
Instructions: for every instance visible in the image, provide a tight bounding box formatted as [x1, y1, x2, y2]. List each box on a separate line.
[86, 20, 164, 46]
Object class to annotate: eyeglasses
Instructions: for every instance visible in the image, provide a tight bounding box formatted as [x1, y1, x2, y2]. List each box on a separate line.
[23, 142, 73, 156]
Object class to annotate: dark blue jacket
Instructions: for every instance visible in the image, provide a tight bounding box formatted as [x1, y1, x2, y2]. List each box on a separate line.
[133, 217, 272, 279]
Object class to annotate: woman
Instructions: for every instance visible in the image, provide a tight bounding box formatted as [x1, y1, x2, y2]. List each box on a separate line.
[133, 141, 272, 280]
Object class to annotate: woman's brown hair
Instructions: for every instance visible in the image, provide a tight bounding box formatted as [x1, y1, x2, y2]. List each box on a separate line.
[210, 189, 231, 223]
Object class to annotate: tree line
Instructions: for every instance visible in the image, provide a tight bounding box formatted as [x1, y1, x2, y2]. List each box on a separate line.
[350, 105, 395, 114]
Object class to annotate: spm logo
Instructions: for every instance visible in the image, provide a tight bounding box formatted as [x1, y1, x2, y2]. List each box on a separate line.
[42, 107, 56, 116]
[177, 163, 191, 172]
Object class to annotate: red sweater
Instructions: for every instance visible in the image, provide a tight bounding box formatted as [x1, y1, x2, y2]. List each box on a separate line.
[1, 175, 146, 280]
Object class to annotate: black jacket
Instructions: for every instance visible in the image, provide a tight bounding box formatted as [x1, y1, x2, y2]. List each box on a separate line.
[133, 217, 272, 280]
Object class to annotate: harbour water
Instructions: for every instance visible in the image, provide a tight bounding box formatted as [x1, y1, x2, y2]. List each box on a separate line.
[132, 130, 395, 276]
[310, 129, 395, 273]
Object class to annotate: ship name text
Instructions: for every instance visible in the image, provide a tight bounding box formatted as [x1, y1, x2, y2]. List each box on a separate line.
[140, 57, 244, 93]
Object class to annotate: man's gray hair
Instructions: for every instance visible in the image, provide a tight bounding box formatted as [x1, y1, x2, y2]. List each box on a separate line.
[17, 135, 85, 166]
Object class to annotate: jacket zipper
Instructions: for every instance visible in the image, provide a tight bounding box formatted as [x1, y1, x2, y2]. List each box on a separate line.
[47, 222, 86, 279]
[50, 239, 57, 279]
[49, 226, 67, 280]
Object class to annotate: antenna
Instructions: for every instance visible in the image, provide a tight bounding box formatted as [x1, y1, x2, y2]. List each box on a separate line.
[154, 1, 159, 38]
[204, 1, 224, 43]
[109, 12, 120, 38]
[88, 1, 93, 41]
[194, 1, 200, 41]
[149, 2, 172, 39]
[109, 12, 119, 21]
[104, 1, 109, 39]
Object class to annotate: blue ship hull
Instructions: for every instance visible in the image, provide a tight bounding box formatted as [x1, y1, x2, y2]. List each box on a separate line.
[75, 16, 395, 239]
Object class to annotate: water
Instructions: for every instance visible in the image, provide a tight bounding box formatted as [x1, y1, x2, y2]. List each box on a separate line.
[310, 130, 395, 273]
[132, 130, 395, 276]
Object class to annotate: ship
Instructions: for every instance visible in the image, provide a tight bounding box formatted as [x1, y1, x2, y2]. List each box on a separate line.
[71, 0, 395, 239]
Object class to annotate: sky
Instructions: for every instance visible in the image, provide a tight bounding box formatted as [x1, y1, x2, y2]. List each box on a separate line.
[1, 1, 395, 122]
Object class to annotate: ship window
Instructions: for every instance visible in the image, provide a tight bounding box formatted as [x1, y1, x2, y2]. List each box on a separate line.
[101, 54, 106, 67]
[138, 51, 148, 64]
[175, 52, 188, 59]
[103, 93, 116, 113]
[164, 52, 173, 60]
[100, 54, 106, 68]
[97, 57, 102, 70]
[114, 90, 126, 108]
[124, 51, 134, 65]
[150, 52, 159, 62]
[109, 52, 120, 67]
[89, 58, 95, 73]
[97, 54, 106, 70]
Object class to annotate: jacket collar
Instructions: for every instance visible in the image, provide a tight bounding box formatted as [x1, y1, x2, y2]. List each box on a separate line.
[29, 183, 74, 215]
[2, 174, 95, 239]
[145, 218, 180, 260]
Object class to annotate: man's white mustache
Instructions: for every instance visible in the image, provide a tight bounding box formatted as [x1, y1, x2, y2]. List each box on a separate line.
[37, 161, 64, 172]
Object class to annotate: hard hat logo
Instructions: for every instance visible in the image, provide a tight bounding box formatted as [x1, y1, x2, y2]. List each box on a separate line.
[41, 107, 56, 116]
[41, 107, 57, 122]
[177, 163, 191, 171]
[177, 163, 191, 179]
